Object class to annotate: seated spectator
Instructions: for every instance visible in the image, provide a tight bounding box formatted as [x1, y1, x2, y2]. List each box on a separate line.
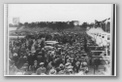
[36, 62, 46, 75]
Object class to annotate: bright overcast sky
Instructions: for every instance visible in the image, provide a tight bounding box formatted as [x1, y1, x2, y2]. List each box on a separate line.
[8, 4, 112, 24]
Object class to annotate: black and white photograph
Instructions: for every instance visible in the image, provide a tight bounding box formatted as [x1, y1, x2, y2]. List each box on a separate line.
[4, 4, 116, 76]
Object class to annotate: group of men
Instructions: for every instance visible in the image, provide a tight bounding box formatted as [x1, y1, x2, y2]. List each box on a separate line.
[9, 31, 108, 75]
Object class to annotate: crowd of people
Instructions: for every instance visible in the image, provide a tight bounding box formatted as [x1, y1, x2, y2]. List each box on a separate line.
[9, 31, 109, 75]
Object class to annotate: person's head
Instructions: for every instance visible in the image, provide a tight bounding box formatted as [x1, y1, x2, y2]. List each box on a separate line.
[23, 55, 27, 59]
[76, 61, 80, 66]
[65, 62, 71, 68]
[34, 60, 38, 65]
[49, 68, 57, 75]
[41, 48, 45, 51]
[67, 69, 73, 74]
[59, 63, 64, 70]
[13, 53, 18, 57]
[70, 58, 74, 63]
[66, 59, 70, 63]
[39, 62, 44, 67]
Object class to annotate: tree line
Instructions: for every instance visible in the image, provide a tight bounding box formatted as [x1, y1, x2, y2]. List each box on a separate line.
[9, 19, 110, 32]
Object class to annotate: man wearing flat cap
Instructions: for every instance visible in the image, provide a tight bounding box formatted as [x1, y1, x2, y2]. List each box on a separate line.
[36, 62, 46, 75]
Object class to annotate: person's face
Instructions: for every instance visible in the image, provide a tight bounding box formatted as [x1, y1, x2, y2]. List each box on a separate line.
[34, 62, 37, 66]
[67, 59, 70, 63]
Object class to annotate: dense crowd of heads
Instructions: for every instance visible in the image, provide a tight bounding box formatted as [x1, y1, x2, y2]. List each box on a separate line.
[9, 31, 108, 75]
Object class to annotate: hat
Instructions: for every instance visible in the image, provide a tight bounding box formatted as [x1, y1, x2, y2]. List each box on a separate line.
[67, 68, 73, 72]
[58, 70, 65, 74]
[39, 62, 44, 66]
[13, 53, 18, 56]
[59, 63, 64, 68]
[23, 56, 27, 58]
[49, 69, 57, 74]
[38, 51, 42, 54]
[67, 66, 73, 69]
[82, 62, 87, 66]
[21, 66, 28, 70]
[23, 63, 28, 66]
[31, 50, 36, 54]
[65, 62, 71, 67]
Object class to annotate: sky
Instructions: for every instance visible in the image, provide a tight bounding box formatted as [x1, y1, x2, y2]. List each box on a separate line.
[8, 4, 112, 24]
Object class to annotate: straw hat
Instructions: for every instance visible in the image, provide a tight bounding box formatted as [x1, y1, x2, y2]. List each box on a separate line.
[67, 66, 73, 69]
[49, 69, 57, 75]
[39, 62, 44, 66]
[65, 62, 71, 67]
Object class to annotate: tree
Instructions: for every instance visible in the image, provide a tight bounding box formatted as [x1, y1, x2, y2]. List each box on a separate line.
[81, 22, 88, 29]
